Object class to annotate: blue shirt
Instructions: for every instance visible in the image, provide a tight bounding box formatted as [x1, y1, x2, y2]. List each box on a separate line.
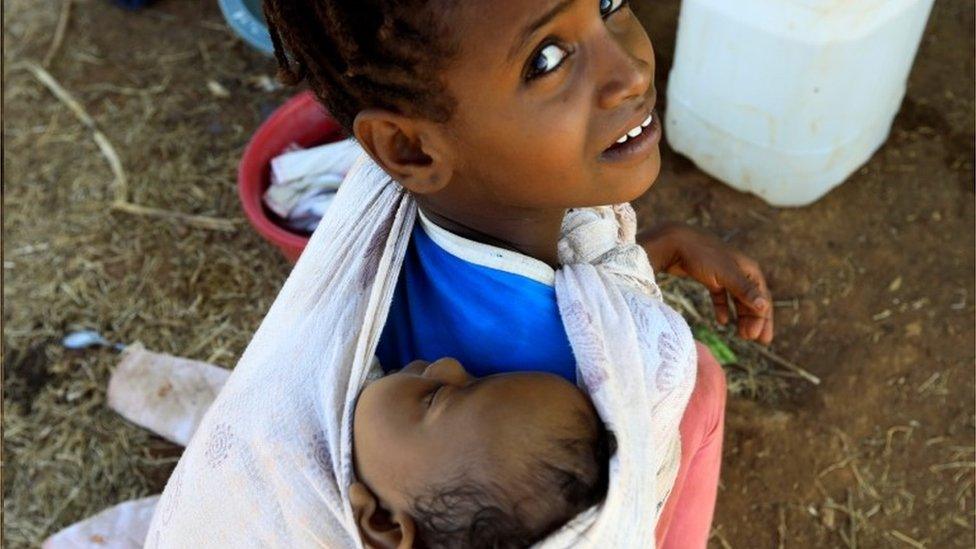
[375, 215, 576, 381]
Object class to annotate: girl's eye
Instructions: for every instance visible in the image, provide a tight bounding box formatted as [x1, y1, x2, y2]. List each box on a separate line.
[599, 0, 627, 18]
[525, 43, 571, 81]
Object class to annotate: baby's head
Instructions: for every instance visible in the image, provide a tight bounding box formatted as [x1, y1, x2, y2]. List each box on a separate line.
[264, 0, 660, 214]
[351, 358, 614, 548]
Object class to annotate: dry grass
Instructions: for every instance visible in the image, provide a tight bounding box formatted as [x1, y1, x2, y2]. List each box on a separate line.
[3, 1, 291, 545]
[1, 2, 807, 547]
[804, 426, 975, 549]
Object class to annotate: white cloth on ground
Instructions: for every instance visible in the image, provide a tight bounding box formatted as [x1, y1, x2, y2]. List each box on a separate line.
[42, 496, 161, 549]
[145, 152, 696, 548]
[107, 343, 231, 447]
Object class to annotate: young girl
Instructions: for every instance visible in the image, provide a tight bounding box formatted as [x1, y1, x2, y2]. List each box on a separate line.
[262, 0, 774, 546]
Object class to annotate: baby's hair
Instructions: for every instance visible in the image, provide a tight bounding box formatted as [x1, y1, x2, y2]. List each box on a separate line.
[262, 0, 459, 132]
[411, 414, 616, 548]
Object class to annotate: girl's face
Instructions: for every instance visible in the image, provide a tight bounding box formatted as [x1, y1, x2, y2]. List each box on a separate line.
[440, 0, 659, 209]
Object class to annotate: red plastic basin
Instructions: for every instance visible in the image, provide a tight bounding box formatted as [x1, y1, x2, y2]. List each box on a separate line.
[238, 90, 345, 263]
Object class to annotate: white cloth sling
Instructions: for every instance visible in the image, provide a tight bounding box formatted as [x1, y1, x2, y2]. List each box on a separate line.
[142, 154, 696, 548]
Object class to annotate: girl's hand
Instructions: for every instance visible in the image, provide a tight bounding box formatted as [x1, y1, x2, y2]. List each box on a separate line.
[639, 222, 774, 345]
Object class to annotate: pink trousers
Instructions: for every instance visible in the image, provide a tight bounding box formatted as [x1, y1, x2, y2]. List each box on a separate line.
[655, 342, 727, 548]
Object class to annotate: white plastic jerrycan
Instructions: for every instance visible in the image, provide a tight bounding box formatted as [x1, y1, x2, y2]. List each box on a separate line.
[665, 0, 935, 207]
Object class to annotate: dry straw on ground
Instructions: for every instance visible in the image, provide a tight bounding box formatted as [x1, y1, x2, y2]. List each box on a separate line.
[4, 3, 290, 545]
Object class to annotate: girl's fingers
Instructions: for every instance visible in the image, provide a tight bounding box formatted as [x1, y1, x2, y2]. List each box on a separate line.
[761, 293, 775, 344]
[760, 315, 774, 345]
[739, 316, 763, 340]
[731, 305, 775, 343]
[736, 312, 769, 341]
[734, 257, 772, 310]
[710, 289, 730, 325]
[724, 268, 769, 313]
[749, 316, 764, 340]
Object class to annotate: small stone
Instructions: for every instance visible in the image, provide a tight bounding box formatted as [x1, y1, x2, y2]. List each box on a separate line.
[873, 309, 892, 321]
[207, 80, 230, 98]
[248, 74, 280, 92]
[888, 276, 902, 292]
[905, 321, 923, 337]
[821, 507, 836, 530]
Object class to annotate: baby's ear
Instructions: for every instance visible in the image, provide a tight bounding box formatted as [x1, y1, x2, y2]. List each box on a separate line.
[349, 482, 417, 549]
[353, 109, 453, 195]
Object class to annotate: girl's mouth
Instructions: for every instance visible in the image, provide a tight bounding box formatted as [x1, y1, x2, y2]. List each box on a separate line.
[600, 109, 661, 163]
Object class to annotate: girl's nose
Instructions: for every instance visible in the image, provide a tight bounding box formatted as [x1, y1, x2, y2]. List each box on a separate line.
[422, 357, 474, 386]
[595, 36, 652, 111]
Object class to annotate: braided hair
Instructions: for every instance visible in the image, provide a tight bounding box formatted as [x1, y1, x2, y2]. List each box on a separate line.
[263, 0, 459, 132]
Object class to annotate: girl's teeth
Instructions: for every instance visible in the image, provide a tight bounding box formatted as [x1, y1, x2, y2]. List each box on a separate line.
[613, 113, 654, 147]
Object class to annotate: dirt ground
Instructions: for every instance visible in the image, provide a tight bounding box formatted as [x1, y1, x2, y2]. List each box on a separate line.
[3, 1, 973, 547]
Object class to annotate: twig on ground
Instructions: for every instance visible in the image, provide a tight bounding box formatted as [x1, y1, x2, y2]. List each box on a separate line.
[954, 476, 973, 506]
[754, 345, 821, 385]
[845, 489, 858, 549]
[110, 202, 238, 232]
[94, 133, 128, 203]
[19, 60, 128, 201]
[818, 456, 855, 479]
[709, 526, 733, 549]
[887, 529, 926, 548]
[663, 290, 705, 324]
[929, 461, 976, 473]
[773, 298, 800, 309]
[40, 485, 81, 533]
[884, 425, 915, 456]
[916, 372, 941, 393]
[777, 506, 787, 549]
[20, 61, 238, 233]
[21, 60, 93, 126]
[82, 79, 170, 97]
[850, 462, 881, 500]
[43, 0, 72, 67]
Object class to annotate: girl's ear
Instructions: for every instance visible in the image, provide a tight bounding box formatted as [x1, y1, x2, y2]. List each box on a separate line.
[349, 482, 417, 549]
[353, 109, 454, 195]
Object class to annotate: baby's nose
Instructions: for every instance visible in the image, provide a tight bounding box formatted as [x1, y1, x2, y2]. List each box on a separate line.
[422, 357, 473, 386]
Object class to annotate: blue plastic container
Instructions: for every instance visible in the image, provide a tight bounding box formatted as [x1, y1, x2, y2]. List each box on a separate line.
[218, 0, 274, 55]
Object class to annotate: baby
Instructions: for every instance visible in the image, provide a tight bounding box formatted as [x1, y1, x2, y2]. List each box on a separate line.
[351, 358, 615, 549]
